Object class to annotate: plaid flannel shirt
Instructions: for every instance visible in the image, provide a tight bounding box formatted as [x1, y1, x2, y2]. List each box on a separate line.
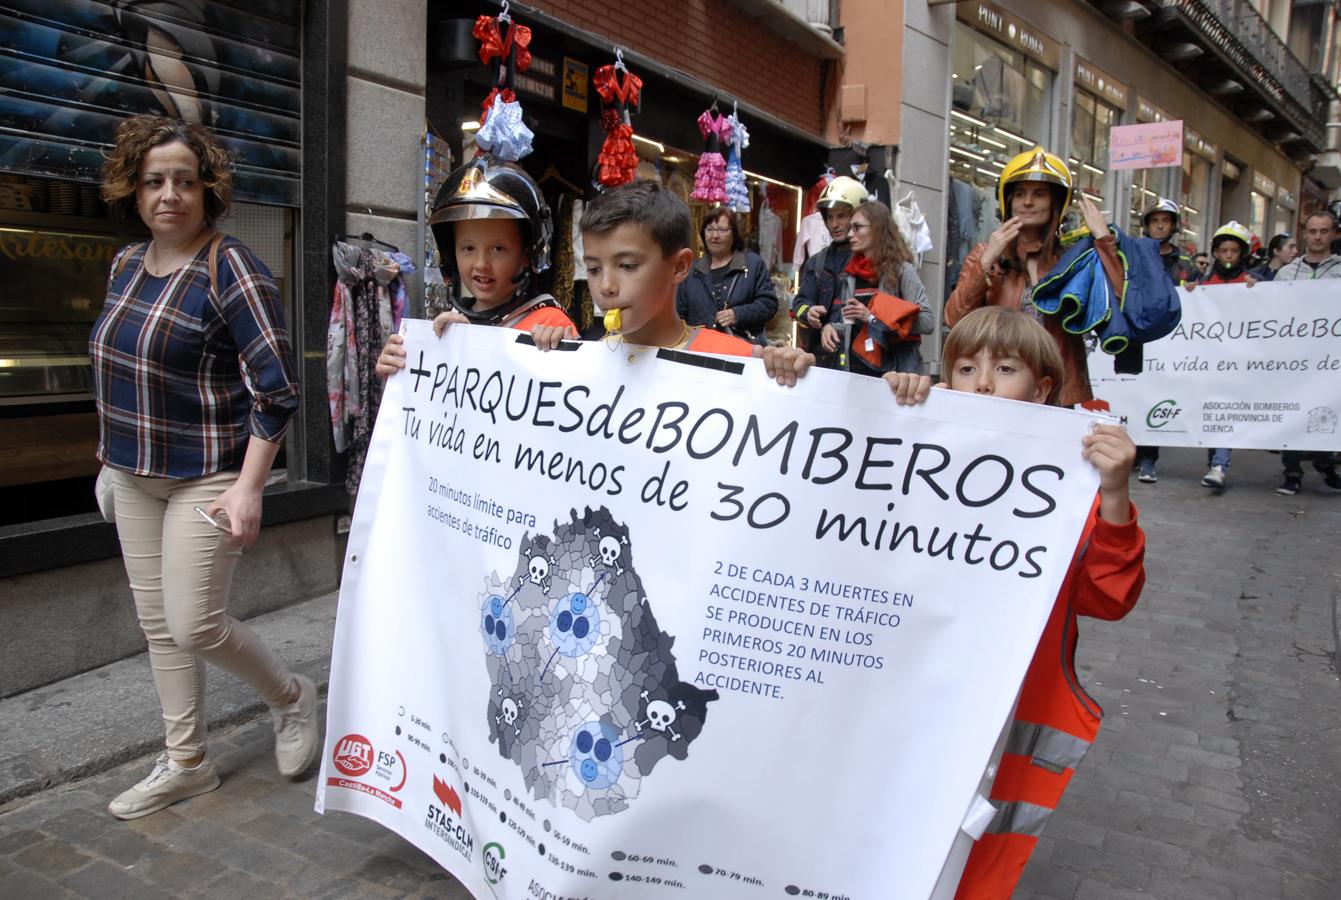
[90, 236, 298, 478]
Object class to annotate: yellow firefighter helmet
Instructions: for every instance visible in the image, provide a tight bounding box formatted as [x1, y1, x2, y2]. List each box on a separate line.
[997, 146, 1072, 220]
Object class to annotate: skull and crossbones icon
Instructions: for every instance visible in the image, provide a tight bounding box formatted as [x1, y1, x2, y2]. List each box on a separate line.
[635, 690, 687, 742]
[519, 552, 556, 593]
[589, 528, 629, 576]
[495, 696, 523, 736]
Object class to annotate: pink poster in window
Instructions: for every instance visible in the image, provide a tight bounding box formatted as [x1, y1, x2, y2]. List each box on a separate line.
[1110, 120, 1184, 170]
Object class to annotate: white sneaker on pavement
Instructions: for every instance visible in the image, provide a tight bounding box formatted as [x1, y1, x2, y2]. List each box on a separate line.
[272, 673, 319, 777]
[1201, 465, 1227, 489]
[107, 754, 220, 820]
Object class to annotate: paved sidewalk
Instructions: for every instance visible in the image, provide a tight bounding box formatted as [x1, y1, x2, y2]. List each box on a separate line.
[0, 593, 341, 806]
[0, 448, 1337, 899]
[0, 711, 469, 899]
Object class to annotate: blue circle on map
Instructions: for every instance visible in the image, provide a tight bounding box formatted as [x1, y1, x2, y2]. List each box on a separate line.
[481, 595, 514, 655]
[569, 722, 623, 790]
[550, 593, 600, 657]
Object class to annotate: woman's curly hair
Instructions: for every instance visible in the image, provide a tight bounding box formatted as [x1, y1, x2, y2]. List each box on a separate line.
[100, 116, 234, 227]
[853, 200, 914, 289]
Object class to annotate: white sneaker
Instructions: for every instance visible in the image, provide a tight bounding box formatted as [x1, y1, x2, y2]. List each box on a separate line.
[1201, 465, 1227, 489]
[108, 754, 220, 820]
[272, 674, 320, 777]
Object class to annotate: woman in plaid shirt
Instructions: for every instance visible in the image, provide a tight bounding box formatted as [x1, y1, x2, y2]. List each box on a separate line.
[91, 116, 318, 819]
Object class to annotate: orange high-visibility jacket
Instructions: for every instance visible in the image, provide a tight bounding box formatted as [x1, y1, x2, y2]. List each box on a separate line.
[851, 290, 922, 370]
[509, 304, 577, 333]
[955, 499, 1145, 900]
[684, 327, 757, 357]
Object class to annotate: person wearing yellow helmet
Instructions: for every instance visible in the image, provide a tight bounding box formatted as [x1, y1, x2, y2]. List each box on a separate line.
[945, 147, 1121, 407]
[790, 176, 868, 355]
[1193, 219, 1259, 491]
[1199, 221, 1254, 285]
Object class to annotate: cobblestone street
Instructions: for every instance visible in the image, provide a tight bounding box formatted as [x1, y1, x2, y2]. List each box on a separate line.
[2, 448, 1338, 899]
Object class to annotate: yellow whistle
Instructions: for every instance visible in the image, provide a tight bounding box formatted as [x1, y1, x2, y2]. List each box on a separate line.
[603, 308, 622, 332]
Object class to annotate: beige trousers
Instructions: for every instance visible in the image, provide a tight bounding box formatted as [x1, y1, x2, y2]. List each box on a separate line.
[111, 469, 294, 760]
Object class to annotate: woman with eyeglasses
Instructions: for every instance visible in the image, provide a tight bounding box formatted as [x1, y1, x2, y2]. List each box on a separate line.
[814, 200, 933, 376]
[675, 206, 778, 345]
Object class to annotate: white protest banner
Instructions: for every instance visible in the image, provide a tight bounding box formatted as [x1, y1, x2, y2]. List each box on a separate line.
[1088, 280, 1341, 450]
[316, 322, 1102, 900]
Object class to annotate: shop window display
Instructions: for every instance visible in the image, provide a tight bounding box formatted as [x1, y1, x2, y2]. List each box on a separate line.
[1179, 155, 1209, 252]
[1128, 168, 1176, 238]
[1249, 191, 1269, 249]
[1069, 91, 1118, 212]
[946, 24, 1053, 291]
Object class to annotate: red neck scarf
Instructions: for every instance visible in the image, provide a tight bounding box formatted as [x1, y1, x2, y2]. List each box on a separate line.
[845, 253, 878, 283]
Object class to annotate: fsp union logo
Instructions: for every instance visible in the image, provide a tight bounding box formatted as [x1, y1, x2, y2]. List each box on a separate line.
[483, 841, 508, 885]
[1146, 399, 1183, 431]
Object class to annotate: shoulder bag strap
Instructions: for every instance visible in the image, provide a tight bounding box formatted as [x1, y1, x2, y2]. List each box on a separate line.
[111, 242, 146, 281]
[207, 233, 226, 296]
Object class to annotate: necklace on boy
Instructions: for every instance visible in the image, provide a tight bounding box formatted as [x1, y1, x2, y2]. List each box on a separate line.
[604, 322, 693, 362]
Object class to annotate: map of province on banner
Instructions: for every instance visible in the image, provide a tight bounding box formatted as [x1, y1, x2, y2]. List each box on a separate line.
[316, 322, 1102, 900]
[1088, 280, 1341, 450]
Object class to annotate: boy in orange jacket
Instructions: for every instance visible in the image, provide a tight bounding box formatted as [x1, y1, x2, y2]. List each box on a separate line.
[889, 307, 1146, 899]
[530, 180, 812, 384]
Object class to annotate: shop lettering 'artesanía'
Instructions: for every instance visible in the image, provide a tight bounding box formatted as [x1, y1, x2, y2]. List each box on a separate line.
[0, 231, 121, 264]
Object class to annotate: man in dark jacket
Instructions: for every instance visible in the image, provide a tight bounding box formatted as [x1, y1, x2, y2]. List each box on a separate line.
[790, 176, 866, 357]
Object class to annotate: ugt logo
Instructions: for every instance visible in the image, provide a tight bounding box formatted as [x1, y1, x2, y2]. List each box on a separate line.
[1146, 399, 1181, 429]
[483, 841, 508, 886]
[333, 734, 374, 777]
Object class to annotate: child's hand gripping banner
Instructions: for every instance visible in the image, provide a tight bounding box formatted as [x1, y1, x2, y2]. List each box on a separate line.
[317, 322, 1102, 899]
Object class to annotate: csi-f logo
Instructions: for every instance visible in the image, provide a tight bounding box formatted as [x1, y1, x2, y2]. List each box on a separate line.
[483, 842, 508, 885]
[1146, 399, 1182, 429]
[333, 734, 373, 776]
